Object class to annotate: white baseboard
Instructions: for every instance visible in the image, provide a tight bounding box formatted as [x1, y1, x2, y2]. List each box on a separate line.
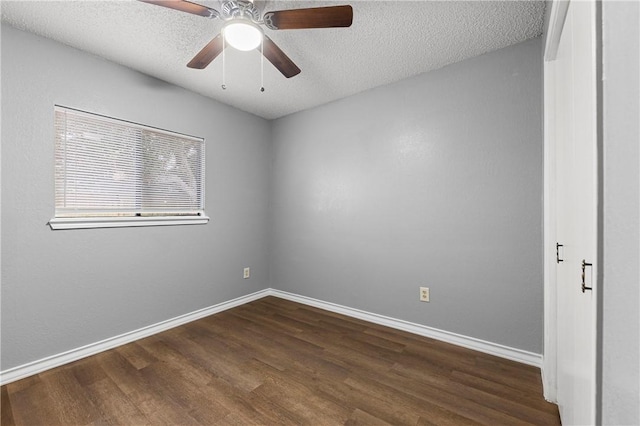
[268, 289, 542, 368]
[0, 289, 271, 386]
[1, 287, 541, 386]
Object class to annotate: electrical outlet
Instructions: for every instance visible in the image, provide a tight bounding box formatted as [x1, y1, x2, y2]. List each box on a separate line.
[243, 267, 250, 279]
[420, 287, 430, 302]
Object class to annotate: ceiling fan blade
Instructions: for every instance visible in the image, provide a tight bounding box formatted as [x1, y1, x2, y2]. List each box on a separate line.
[138, 0, 218, 19]
[262, 36, 301, 78]
[187, 34, 224, 69]
[263, 5, 353, 30]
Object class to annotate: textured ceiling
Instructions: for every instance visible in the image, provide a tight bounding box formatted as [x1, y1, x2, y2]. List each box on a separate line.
[1, 0, 544, 119]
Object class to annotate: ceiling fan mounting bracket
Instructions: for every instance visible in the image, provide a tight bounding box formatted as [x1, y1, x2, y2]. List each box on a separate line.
[262, 12, 277, 30]
[205, 9, 219, 19]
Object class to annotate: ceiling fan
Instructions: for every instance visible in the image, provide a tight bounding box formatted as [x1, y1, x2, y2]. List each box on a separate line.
[139, 0, 353, 78]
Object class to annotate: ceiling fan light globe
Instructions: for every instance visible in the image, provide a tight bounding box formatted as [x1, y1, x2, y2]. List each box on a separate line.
[223, 21, 263, 51]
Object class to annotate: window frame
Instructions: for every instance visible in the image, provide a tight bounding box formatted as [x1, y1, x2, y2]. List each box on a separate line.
[49, 106, 209, 230]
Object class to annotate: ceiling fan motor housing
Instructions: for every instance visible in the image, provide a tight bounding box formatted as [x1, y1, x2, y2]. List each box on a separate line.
[220, 0, 261, 23]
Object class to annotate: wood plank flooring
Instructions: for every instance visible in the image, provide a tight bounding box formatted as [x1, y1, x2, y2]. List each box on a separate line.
[1, 297, 560, 425]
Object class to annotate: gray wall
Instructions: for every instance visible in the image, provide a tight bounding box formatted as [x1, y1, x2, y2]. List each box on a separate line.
[1, 24, 271, 371]
[270, 38, 544, 353]
[600, 1, 640, 424]
[1, 24, 545, 373]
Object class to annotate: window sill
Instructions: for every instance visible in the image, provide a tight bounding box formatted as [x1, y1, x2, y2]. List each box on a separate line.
[49, 215, 209, 230]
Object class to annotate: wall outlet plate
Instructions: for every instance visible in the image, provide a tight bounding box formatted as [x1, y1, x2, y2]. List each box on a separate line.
[243, 267, 250, 279]
[420, 287, 429, 302]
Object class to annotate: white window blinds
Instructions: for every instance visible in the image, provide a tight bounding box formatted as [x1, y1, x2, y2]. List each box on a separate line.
[53, 106, 206, 227]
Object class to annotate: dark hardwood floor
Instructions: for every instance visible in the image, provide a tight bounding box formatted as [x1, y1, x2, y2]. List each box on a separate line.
[1, 297, 560, 425]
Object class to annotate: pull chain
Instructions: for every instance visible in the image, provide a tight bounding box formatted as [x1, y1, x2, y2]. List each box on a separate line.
[260, 39, 265, 92]
[221, 31, 227, 90]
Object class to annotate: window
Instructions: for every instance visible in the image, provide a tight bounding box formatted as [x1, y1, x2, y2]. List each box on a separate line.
[49, 106, 208, 229]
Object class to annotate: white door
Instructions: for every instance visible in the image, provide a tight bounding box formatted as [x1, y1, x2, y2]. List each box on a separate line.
[552, 1, 598, 424]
